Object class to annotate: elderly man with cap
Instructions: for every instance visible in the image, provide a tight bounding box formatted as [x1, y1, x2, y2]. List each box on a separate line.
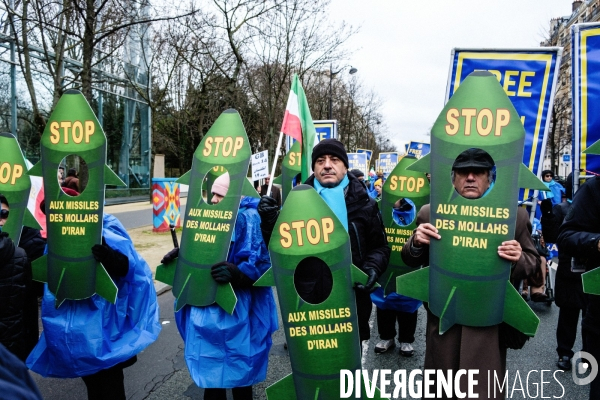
[258, 139, 390, 344]
[163, 172, 278, 400]
[401, 147, 540, 398]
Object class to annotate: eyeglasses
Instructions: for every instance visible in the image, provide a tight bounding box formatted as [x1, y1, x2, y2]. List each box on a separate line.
[544, 174, 553, 178]
[0, 209, 8, 219]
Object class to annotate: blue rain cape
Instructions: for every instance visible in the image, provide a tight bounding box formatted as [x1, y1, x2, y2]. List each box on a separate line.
[26, 214, 161, 378]
[176, 196, 278, 388]
[539, 180, 565, 205]
[371, 287, 422, 313]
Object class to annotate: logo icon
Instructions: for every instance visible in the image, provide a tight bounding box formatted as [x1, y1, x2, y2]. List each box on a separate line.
[572, 351, 598, 385]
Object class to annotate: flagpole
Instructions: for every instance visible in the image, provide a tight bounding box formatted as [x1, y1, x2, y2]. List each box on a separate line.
[266, 131, 284, 197]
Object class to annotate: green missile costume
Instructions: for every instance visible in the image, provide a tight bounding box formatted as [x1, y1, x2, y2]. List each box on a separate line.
[255, 185, 387, 399]
[28, 90, 126, 306]
[155, 109, 252, 313]
[378, 156, 430, 294]
[0, 132, 41, 243]
[397, 71, 547, 336]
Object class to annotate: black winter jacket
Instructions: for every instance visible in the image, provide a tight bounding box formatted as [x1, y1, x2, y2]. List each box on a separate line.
[305, 172, 390, 276]
[557, 176, 600, 332]
[0, 232, 31, 361]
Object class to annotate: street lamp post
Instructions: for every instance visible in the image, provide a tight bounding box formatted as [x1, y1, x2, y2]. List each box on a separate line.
[328, 63, 357, 120]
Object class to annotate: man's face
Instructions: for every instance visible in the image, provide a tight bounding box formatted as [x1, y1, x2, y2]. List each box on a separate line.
[265, 176, 270, 185]
[357, 176, 364, 182]
[211, 193, 224, 205]
[314, 155, 348, 188]
[543, 173, 553, 182]
[0, 202, 9, 227]
[453, 168, 490, 199]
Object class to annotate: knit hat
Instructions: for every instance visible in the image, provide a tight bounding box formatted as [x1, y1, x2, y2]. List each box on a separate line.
[350, 169, 364, 178]
[374, 179, 382, 187]
[541, 170, 554, 178]
[311, 139, 349, 170]
[211, 172, 230, 197]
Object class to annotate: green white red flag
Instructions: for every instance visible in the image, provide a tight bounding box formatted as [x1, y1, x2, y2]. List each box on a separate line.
[281, 74, 317, 183]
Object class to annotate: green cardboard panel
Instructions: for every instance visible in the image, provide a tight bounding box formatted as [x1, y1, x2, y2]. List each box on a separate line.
[396, 71, 540, 335]
[280, 141, 302, 204]
[27, 90, 123, 306]
[583, 268, 600, 295]
[155, 109, 251, 313]
[256, 185, 387, 399]
[380, 156, 430, 296]
[0, 132, 40, 244]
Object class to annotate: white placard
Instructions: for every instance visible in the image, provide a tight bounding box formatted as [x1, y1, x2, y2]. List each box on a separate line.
[251, 150, 269, 181]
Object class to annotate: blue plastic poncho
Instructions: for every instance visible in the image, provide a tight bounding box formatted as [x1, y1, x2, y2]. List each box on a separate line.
[175, 197, 278, 388]
[26, 214, 161, 378]
[539, 180, 565, 206]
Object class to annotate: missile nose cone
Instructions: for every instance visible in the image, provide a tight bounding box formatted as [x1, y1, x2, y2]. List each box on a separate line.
[223, 108, 238, 114]
[468, 70, 494, 78]
[64, 89, 83, 95]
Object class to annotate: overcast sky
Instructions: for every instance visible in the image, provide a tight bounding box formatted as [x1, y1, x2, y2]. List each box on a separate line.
[327, 0, 575, 151]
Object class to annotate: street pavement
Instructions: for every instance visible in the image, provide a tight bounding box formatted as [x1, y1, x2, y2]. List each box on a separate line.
[30, 201, 591, 399]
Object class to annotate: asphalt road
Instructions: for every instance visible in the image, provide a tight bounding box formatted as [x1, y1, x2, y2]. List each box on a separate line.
[32, 290, 591, 399]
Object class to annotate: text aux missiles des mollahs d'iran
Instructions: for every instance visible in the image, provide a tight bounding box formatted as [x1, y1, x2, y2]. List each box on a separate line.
[396, 71, 547, 336]
[155, 109, 252, 314]
[255, 185, 388, 399]
[27, 89, 126, 307]
[379, 155, 430, 296]
[0, 132, 41, 244]
[581, 138, 600, 295]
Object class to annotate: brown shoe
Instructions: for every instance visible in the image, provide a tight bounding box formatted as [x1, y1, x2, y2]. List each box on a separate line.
[531, 292, 549, 302]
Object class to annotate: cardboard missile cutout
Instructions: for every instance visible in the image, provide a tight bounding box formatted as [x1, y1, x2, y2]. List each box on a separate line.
[27, 90, 126, 307]
[277, 141, 302, 203]
[581, 139, 600, 295]
[155, 109, 251, 314]
[255, 185, 387, 400]
[379, 156, 430, 295]
[396, 71, 548, 336]
[0, 132, 42, 243]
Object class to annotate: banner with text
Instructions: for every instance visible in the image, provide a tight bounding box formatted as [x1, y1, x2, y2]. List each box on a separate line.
[406, 141, 431, 159]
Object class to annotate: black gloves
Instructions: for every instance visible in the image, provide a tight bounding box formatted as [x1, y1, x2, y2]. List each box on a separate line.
[210, 261, 255, 288]
[161, 247, 179, 264]
[540, 199, 553, 215]
[258, 195, 280, 245]
[354, 268, 378, 293]
[92, 238, 129, 278]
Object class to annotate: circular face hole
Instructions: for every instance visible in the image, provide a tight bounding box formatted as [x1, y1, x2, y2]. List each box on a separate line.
[451, 148, 496, 200]
[202, 166, 229, 205]
[59, 155, 88, 196]
[294, 256, 333, 305]
[392, 198, 416, 227]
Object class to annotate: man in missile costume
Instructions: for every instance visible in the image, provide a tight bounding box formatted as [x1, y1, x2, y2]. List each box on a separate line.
[401, 148, 540, 397]
[161, 172, 278, 400]
[259, 138, 390, 342]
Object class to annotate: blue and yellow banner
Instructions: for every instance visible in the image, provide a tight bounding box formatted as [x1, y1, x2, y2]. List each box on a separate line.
[378, 152, 399, 179]
[347, 152, 368, 175]
[356, 148, 372, 162]
[406, 141, 430, 159]
[572, 23, 600, 176]
[285, 119, 337, 151]
[447, 48, 561, 200]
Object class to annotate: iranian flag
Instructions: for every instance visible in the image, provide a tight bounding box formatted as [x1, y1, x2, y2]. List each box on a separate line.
[281, 74, 317, 183]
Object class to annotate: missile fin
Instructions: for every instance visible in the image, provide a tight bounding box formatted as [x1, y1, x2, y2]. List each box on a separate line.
[405, 153, 430, 173]
[27, 161, 43, 177]
[53, 268, 67, 308]
[31, 254, 48, 283]
[584, 139, 600, 155]
[254, 267, 275, 287]
[265, 374, 297, 400]
[23, 208, 42, 230]
[351, 264, 381, 290]
[438, 286, 457, 335]
[518, 164, 548, 191]
[273, 175, 282, 184]
[502, 283, 540, 336]
[214, 283, 237, 315]
[362, 379, 389, 399]
[396, 267, 429, 302]
[174, 273, 192, 312]
[96, 263, 118, 304]
[155, 259, 177, 286]
[104, 165, 126, 187]
[583, 268, 600, 295]
[242, 178, 260, 198]
[176, 170, 191, 185]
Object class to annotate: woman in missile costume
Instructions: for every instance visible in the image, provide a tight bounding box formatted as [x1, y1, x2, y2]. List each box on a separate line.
[27, 189, 161, 400]
[161, 172, 278, 400]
